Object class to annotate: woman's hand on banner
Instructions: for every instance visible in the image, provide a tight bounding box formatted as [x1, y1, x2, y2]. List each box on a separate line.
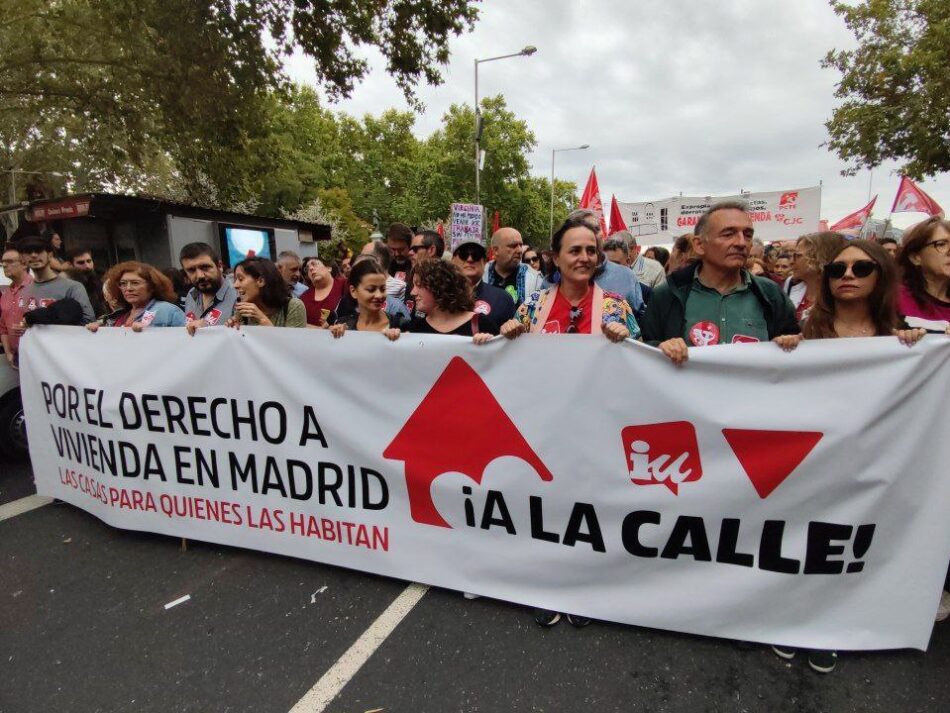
[658, 338, 689, 365]
[773, 334, 803, 352]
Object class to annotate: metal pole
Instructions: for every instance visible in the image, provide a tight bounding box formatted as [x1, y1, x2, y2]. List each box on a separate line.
[549, 149, 556, 239]
[474, 59, 480, 206]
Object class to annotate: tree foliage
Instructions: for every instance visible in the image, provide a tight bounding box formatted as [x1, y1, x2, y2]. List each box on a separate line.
[824, 0, 950, 177]
[0, 0, 479, 200]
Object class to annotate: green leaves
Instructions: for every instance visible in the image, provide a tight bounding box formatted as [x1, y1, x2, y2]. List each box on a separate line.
[824, 0, 950, 177]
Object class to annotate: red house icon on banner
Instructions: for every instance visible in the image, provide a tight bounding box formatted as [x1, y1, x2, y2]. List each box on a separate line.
[384, 357, 553, 528]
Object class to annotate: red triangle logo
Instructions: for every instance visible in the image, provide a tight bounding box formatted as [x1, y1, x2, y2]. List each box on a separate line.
[722, 429, 823, 499]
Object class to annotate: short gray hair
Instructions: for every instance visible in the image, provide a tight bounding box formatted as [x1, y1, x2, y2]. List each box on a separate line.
[612, 229, 637, 250]
[695, 200, 749, 238]
[603, 238, 629, 256]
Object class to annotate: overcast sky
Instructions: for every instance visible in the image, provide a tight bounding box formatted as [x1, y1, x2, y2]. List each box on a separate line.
[285, 0, 947, 230]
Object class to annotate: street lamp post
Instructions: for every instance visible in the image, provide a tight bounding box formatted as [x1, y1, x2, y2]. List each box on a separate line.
[474, 45, 536, 207]
[549, 144, 589, 238]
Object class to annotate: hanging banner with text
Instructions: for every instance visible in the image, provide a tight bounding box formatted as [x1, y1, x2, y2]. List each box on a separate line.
[20, 327, 950, 651]
[617, 185, 822, 245]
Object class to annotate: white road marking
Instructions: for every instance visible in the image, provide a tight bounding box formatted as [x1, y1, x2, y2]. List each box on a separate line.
[163, 594, 191, 610]
[289, 583, 429, 713]
[0, 495, 53, 523]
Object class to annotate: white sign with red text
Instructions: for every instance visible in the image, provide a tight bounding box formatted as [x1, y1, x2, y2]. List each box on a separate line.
[618, 186, 822, 245]
[19, 326, 950, 651]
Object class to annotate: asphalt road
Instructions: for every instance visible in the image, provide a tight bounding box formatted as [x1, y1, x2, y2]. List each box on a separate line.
[1, 457, 947, 713]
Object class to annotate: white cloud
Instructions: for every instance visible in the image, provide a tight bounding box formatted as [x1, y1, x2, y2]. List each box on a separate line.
[284, 0, 948, 230]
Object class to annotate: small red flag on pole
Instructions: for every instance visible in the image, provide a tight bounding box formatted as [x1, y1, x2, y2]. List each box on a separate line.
[578, 168, 608, 237]
[830, 196, 877, 231]
[608, 194, 627, 236]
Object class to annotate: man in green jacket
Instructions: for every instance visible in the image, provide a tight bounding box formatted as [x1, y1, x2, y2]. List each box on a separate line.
[640, 201, 801, 364]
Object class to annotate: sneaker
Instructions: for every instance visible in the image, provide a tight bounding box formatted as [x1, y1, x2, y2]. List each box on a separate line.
[807, 649, 837, 674]
[462, 592, 480, 600]
[533, 608, 561, 627]
[566, 614, 591, 627]
[936, 591, 950, 622]
[771, 645, 797, 660]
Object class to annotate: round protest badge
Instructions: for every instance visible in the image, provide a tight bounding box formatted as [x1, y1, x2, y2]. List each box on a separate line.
[688, 321, 720, 346]
[473, 300, 491, 315]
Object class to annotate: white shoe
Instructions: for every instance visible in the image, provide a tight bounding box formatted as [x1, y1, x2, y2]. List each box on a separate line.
[936, 591, 950, 622]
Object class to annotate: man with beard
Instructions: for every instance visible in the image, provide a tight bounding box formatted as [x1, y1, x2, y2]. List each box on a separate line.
[386, 223, 414, 283]
[64, 246, 106, 317]
[14, 234, 94, 325]
[180, 242, 239, 334]
[640, 201, 800, 364]
[452, 237, 515, 324]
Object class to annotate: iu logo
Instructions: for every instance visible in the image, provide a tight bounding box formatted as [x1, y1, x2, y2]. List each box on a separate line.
[384, 357, 552, 528]
[622, 421, 702, 495]
[779, 191, 798, 208]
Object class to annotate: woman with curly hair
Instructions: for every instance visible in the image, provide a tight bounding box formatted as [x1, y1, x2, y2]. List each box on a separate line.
[229, 257, 306, 328]
[896, 216, 950, 325]
[87, 261, 185, 331]
[407, 258, 499, 342]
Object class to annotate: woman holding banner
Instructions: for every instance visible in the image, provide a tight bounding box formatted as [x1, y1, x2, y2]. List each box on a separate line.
[228, 257, 306, 328]
[500, 215, 640, 342]
[406, 259, 498, 342]
[86, 262, 185, 331]
[329, 258, 404, 339]
[777, 239, 927, 673]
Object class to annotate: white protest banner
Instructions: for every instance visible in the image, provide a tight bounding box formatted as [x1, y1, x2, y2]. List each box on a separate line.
[617, 186, 822, 245]
[20, 327, 950, 651]
[450, 203, 483, 250]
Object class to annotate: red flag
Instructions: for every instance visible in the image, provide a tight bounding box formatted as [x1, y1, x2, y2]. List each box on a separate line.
[830, 196, 877, 231]
[608, 194, 627, 236]
[891, 176, 944, 216]
[491, 210, 500, 235]
[578, 168, 608, 237]
[436, 222, 444, 238]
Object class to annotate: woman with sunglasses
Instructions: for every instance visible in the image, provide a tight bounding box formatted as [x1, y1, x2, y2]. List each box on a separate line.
[896, 217, 950, 326]
[501, 215, 640, 342]
[788, 232, 848, 322]
[776, 239, 925, 674]
[522, 249, 541, 271]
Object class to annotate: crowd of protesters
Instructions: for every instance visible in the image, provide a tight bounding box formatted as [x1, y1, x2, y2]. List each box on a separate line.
[2, 202, 949, 673]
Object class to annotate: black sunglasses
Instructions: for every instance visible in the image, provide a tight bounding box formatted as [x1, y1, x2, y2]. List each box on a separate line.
[408, 245, 427, 253]
[567, 306, 583, 334]
[825, 259, 879, 280]
[456, 246, 485, 261]
[525, 255, 540, 263]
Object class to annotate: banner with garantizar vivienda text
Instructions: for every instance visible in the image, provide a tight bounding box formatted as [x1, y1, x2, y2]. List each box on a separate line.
[617, 186, 822, 245]
[19, 326, 950, 651]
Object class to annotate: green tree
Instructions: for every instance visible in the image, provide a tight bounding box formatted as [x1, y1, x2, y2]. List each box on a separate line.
[0, 0, 479, 202]
[823, 0, 950, 177]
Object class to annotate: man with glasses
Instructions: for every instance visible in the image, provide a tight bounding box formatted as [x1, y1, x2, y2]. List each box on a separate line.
[11, 235, 95, 330]
[484, 227, 543, 308]
[640, 201, 800, 364]
[452, 237, 516, 324]
[0, 247, 33, 367]
[409, 231, 440, 267]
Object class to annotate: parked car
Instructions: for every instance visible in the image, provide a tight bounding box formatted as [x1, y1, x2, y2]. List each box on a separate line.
[0, 353, 27, 460]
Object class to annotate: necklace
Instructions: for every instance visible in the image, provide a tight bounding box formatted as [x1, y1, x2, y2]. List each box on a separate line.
[834, 320, 874, 337]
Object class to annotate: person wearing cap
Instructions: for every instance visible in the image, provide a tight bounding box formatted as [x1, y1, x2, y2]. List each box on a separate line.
[14, 234, 95, 327]
[484, 227, 543, 308]
[452, 237, 516, 325]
